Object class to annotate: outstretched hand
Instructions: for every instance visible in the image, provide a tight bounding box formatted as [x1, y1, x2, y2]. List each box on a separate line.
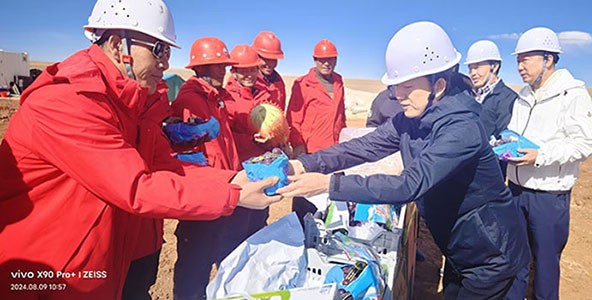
[287, 160, 306, 176]
[276, 173, 331, 199]
[253, 133, 271, 144]
[231, 171, 283, 209]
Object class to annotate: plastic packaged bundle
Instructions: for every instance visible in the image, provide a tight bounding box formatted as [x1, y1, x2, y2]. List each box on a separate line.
[352, 204, 401, 231]
[322, 232, 385, 300]
[242, 148, 289, 196]
[324, 201, 350, 232]
[162, 116, 220, 151]
[491, 129, 539, 161]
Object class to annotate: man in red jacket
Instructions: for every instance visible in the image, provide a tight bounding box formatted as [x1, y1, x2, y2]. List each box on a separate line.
[170, 36, 248, 300]
[287, 39, 346, 157]
[224, 45, 276, 240]
[286, 39, 346, 224]
[225, 45, 274, 162]
[252, 31, 287, 111]
[0, 1, 280, 299]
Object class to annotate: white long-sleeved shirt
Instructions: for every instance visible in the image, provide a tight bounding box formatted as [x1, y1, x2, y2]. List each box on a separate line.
[507, 69, 592, 191]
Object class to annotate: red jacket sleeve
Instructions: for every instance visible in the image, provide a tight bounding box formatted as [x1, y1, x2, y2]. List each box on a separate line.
[286, 80, 307, 147]
[29, 91, 240, 221]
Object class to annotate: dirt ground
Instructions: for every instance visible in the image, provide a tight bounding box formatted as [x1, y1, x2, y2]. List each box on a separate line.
[0, 98, 19, 139]
[2, 91, 591, 300]
[146, 117, 592, 300]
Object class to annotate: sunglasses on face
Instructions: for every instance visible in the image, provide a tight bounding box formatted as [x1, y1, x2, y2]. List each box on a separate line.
[130, 38, 171, 59]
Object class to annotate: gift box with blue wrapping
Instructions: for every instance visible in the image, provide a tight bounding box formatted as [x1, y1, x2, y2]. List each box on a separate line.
[242, 149, 289, 196]
[491, 129, 539, 161]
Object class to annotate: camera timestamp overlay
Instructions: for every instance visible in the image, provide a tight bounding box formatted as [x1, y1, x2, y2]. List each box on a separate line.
[5, 269, 108, 293]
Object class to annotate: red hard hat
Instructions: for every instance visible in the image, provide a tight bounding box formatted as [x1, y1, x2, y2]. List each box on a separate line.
[313, 39, 338, 58]
[186, 37, 236, 68]
[230, 45, 264, 68]
[252, 31, 284, 59]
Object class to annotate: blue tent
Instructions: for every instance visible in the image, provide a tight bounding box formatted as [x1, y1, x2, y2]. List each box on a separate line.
[163, 73, 185, 102]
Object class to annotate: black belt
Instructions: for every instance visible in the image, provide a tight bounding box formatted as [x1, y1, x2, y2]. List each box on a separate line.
[508, 181, 571, 195]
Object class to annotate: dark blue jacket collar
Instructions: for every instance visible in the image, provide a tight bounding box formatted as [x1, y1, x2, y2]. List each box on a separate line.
[418, 91, 481, 131]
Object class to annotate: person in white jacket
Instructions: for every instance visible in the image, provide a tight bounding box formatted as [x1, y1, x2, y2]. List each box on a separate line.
[505, 27, 592, 300]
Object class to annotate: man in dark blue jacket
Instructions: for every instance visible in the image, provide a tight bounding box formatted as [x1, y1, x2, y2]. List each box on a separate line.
[465, 40, 517, 140]
[465, 40, 517, 178]
[278, 21, 529, 299]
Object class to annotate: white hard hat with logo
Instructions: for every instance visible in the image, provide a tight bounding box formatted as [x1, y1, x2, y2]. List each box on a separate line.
[513, 27, 562, 55]
[464, 40, 502, 64]
[382, 21, 462, 86]
[84, 0, 180, 48]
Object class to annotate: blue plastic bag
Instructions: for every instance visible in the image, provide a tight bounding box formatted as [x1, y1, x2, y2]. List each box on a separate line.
[324, 262, 380, 300]
[322, 232, 384, 300]
[353, 204, 392, 225]
[242, 150, 289, 196]
[175, 152, 208, 166]
[491, 129, 539, 161]
[163, 117, 220, 144]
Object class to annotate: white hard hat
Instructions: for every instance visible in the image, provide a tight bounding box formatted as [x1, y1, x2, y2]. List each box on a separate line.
[464, 40, 502, 64]
[382, 21, 462, 86]
[513, 27, 561, 55]
[84, 0, 180, 48]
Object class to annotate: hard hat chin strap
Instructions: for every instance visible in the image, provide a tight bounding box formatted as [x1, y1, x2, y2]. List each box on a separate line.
[427, 92, 436, 108]
[199, 75, 224, 92]
[427, 75, 438, 109]
[233, 73, 243, 87]
[474, 63, 495, 98]
[386, 85, 396, 100]
[485, 63, 495, 85]
[531, 52, 548, 89]
[120, 30, 136, 80]
[200, 75, 212, 85]
[426, 65, 459, 110]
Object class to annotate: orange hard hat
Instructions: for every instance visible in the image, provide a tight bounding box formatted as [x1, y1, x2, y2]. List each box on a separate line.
[252, 31, 284, 59]
[313, 39, 338, 58]
[230, 45, 264, 68]
[186, 37, 236, 68]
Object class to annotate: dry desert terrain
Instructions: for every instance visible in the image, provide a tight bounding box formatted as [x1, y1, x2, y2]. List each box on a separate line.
[1, 63, 591, 299]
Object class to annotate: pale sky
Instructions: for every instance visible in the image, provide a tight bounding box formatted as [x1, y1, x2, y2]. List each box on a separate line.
[1, 0, 591, 85]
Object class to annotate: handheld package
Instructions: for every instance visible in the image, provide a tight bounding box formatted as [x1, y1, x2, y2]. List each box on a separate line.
[242, 148, 289, 196]
[491, 129, 539, 161]
[162, 116, 219, 151]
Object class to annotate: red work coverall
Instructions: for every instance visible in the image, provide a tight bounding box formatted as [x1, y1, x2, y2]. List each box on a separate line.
[224, 76, 275, 163]
[256, 70, 286, 111]
[287, 68, 346, 153]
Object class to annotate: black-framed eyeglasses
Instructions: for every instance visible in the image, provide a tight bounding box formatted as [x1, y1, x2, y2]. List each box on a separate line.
[130, 38, 171, 59]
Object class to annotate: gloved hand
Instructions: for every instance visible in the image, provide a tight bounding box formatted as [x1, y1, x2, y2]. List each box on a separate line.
[201, 117, 220, 140]
[163, 116, 220, 144]
[175, 152, 208, 166]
